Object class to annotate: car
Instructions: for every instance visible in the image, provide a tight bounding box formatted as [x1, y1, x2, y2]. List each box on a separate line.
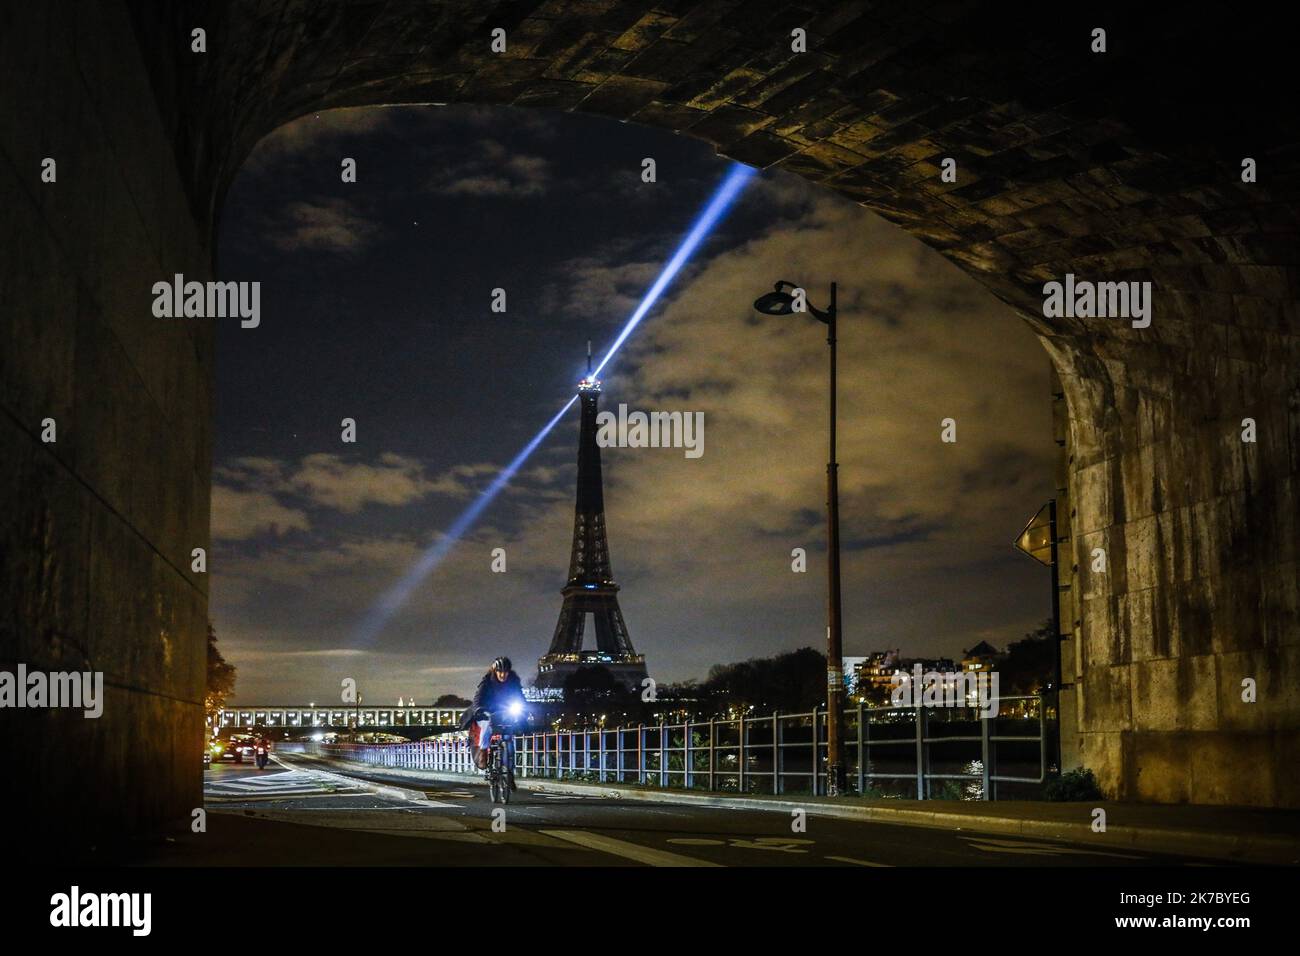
[209, 737, 256, 763]
[208, 739, 237, 763]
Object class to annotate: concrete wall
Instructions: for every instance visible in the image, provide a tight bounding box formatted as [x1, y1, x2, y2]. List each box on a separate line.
[1048, 315, 1299, 805]
[0, 1, 211, 850]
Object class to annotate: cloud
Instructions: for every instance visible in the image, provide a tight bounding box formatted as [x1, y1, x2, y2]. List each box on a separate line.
[546, 256, 664, 322]
[210, 454, 495, 542]
[287, 453, 486, 512]
[416, 665, 485, 676]
[427, 139, 552, 197]
[214, 457, 287, 488]
[227, 647, 367, 662]
[208, 524, 548, 702]
[211, 486, 310, 541]
[265, 198, 381, 254]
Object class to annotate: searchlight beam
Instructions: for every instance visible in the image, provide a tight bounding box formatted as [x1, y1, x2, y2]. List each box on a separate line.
[354, 162, 757, 643]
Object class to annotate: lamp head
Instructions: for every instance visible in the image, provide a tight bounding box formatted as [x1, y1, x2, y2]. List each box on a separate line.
[752, 280, 799, 315]
[752, 280, 833, 323]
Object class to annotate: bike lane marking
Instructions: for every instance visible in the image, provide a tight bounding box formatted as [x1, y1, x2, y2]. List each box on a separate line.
[539, 829, 722, 867]
[668, 836, 814, 854]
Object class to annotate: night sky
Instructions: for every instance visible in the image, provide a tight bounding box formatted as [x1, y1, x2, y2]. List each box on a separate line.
[213, 105, 1054, 705]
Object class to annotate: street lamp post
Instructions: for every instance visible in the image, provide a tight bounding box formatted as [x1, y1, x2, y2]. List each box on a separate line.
[752, 280, 845, 796]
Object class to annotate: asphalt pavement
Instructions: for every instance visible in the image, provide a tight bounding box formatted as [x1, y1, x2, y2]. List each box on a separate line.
[121, 755, 1234, 867]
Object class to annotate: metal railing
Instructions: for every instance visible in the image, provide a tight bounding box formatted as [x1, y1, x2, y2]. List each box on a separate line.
[281, 696, 1048, 799]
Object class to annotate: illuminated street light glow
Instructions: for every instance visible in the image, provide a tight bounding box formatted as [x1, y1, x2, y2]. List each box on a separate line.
[353, 162, 758, 643]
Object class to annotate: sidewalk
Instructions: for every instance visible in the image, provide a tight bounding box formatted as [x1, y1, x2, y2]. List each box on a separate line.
[282, 751, 1300, 865]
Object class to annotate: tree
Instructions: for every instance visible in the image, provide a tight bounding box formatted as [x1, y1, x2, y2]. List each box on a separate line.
[656, 679, 700, 702]
[562, 665, 635, 717]
[205, 623, 237, 728]
[1000, 618, 1057, 695]
[435, 693, 471, 708]
[698, 647, 827, 716]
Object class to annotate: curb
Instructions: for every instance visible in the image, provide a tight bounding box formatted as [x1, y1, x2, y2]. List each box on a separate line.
[279, 752, 1299, 865]
[515, 779, 1298, 865]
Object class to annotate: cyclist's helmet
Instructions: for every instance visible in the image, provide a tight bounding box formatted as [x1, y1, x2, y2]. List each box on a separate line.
[492, 656, 512, 672]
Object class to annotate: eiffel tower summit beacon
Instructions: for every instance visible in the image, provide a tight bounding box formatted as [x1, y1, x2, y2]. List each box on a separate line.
[536, 363, 649, 695]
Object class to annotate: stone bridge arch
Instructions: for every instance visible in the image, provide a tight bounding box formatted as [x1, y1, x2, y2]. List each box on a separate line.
[3, 1, 1297, 849]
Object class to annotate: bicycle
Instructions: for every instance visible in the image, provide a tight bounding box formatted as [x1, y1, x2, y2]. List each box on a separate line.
[485, 725, 516, 804]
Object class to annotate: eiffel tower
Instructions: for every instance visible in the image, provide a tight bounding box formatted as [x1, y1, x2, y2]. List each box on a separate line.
[535, 348, 648, 694]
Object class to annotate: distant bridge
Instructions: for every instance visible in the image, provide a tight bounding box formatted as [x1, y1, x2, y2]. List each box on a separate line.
[211, 705, 467, 738]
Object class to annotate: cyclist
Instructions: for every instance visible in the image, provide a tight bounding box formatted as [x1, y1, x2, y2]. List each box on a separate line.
[461, 656, 525, 772]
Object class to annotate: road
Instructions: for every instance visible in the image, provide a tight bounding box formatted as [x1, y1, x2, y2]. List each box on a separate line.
[144, 754, 1230, 867]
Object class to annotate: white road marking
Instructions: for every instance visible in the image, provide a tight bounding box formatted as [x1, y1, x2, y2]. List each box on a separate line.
[205, 773, 344, 796]
[207, 781, 334, 790]
[205, 791, 383, 803]
[266, 756, 457, 807]
[540, 829, 722, 867]
[206, 768, 455, 807]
